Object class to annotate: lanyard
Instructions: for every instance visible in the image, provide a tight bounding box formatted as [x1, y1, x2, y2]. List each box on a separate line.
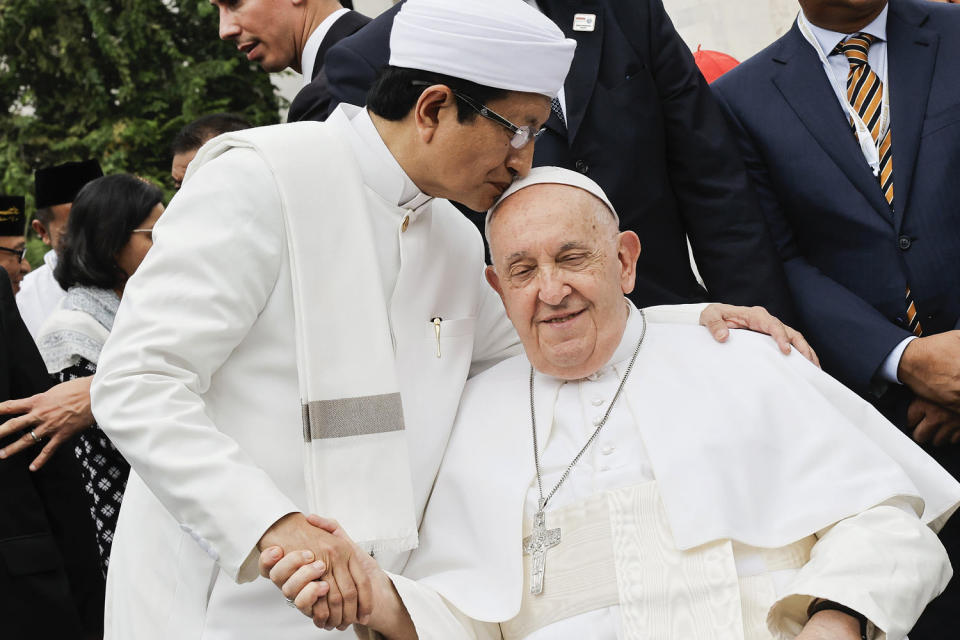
[797, 13, 890, 177]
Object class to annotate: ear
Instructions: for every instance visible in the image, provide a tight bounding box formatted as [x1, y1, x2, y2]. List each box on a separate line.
[31, 219, 51, 245]
[413, 85, 456, 144]
[616, 231, 641, 294]
[484, 264, 505, 299]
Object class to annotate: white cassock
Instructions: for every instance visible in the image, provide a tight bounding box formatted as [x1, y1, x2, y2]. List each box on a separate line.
[91, 104, 532, 640]
[384, 305, 960, 640]
[16, 249, 65, 339]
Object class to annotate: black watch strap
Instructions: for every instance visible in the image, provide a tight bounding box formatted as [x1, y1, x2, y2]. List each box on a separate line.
[807, 599, 869, 640]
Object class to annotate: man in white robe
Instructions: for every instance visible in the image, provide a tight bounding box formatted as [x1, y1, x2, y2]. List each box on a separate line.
[264, 168, 960, 639]
[17, 160, 103, 339]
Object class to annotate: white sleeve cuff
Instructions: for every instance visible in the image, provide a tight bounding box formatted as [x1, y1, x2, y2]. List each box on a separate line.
[879, 336, 917, 384]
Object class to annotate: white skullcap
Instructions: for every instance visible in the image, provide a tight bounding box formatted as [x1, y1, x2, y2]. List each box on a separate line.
[389, 0, 576, 98]
[486, 166, 620, 239]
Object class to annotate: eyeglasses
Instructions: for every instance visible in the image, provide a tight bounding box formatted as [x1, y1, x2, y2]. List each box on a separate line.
[411, 81, 545, 150]
[0, 246, 26, 260]
[132, 228, 154, 241]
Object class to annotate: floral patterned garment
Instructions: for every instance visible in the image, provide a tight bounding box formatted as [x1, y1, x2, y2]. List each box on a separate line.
[56, 357, 130, 578]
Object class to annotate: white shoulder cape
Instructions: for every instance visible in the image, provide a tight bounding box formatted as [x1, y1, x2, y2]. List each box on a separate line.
[403, 323, 960, 622]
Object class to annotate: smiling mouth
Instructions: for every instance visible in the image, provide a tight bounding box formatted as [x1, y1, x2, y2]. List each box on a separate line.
[541, 309, 585, 324]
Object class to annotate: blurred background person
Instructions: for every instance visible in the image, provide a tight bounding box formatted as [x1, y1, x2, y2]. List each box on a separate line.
[0, 259, 105, 640]
[170, 112, 252, 189]
[0, 196, 32, 295]
[210, 0, 369, 122]
[32, 174, 164, 577]
[17, 160, 104, 339]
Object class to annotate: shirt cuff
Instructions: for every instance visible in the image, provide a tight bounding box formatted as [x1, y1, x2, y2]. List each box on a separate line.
[878, 336, 917, 385]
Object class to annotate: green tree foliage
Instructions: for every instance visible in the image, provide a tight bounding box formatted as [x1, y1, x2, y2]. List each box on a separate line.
[0, 0, 282, 264]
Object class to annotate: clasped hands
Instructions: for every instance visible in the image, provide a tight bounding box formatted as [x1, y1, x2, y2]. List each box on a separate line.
[258, 512, 395, 632]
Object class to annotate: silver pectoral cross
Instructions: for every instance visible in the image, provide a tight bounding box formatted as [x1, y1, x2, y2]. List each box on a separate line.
[521, 504, 561, 595]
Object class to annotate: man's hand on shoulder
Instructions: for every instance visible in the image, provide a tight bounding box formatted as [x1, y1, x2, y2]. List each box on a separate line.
[699, 303, 819, 366]
[258, 512, 373, 630]
[898, 330, 960, 412]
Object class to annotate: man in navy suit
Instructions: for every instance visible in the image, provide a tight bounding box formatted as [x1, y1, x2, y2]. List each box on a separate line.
[210, 0, 369, 122]
[712, 1, 960, 635]
[321, 0, 797, 318]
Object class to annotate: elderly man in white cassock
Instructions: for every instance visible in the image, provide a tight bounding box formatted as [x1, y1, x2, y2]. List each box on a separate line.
[263, 167, 960, 640]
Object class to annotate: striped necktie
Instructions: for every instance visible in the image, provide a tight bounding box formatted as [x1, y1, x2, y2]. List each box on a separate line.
[550, 96, 566, 128]
[837, 33, 922, 336]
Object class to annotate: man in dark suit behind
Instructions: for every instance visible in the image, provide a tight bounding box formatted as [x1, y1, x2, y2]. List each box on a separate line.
[210, 0, 369, 122]
[0, 268, 104, 638]
[320, 0, 797, 319]
[712, 1, 960, 635]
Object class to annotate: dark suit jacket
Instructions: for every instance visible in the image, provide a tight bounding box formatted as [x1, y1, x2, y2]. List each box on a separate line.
[712, 0, 960, 417]
[287, 9, 371, 122]
[0, 275, 104, 637]
[322, 0, 796, 318]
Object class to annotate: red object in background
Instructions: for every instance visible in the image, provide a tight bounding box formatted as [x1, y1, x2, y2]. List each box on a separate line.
[693, 45, 740, 84]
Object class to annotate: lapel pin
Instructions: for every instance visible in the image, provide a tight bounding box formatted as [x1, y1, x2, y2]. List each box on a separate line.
[573, 13, 596, 32]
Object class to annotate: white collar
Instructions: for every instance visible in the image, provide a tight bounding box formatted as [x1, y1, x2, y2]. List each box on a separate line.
[300, 7, 350, 85]
[328, 104, 431, 213]
[43, 248, 59, 269]
[803, 4, 888, 56]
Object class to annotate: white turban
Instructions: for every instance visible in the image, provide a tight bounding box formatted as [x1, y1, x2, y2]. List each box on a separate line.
[389, 0, 576, 98]
[486, 166, 620, 239]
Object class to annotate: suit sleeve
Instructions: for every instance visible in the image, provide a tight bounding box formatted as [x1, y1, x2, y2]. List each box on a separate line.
[0, 276, 52, 397]
[90, 149, 299, 583]
[767, 499, 951, 640]
[287, 71, 333, 123]
[635, 0, 796, 324]
[712, 86, 912, 394]
[323, 3, 399, 117]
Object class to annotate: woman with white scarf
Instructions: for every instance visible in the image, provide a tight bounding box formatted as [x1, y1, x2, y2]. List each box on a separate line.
[35, 173, 164, 576]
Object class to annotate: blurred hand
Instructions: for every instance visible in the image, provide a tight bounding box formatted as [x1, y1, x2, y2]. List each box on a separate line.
[258, 512, 372, 630]
[699, 304, 819, 366]
[899, 331, 960, 412]
[908, 397, 960, 447]
[0, 376, 94, 470]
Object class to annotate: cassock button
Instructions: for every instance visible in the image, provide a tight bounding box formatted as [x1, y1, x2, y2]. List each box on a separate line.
[591, 397, 604, 406]
[401, 215, 410, 232]
[592, 416, 603, 426]
[601, 445, 615, 455]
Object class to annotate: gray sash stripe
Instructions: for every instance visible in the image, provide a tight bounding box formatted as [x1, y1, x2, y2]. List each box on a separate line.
[302, 393, 405, 441]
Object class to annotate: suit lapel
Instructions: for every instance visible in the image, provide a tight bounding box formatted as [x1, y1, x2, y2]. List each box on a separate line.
[771, 25, 893, 224]
[312, 11, 370, 80]
[886, 2, 937, 231]
[543, 0, 603, 143]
